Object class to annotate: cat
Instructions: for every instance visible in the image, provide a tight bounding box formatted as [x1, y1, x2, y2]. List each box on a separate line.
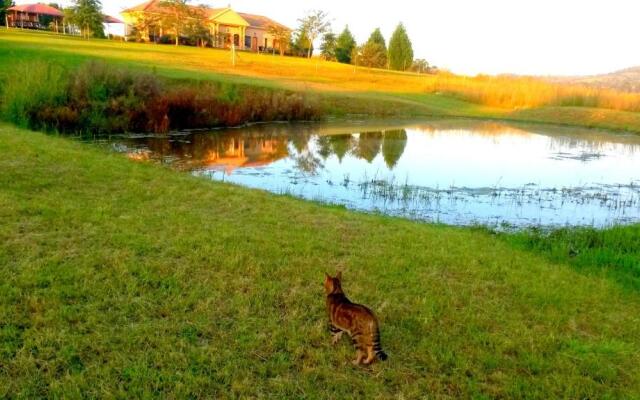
[324, 271, 388, 365]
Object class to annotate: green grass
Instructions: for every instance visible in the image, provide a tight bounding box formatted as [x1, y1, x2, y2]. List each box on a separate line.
[1, 124, 640, 398]
[3, 29, 640, 133]
[500, 225, 640, 292]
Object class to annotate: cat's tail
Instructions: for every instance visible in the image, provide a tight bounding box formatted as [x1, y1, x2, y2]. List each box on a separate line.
[373, 328, 388, 361]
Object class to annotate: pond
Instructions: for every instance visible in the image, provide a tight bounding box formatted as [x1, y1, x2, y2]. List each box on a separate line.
[104, 119, 640, 229]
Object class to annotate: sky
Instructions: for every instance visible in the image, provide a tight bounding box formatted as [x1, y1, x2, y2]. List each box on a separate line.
[18, 0, 640, 76]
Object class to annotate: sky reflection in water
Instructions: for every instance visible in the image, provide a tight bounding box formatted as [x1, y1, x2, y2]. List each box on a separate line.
[111, 120, 640, 228]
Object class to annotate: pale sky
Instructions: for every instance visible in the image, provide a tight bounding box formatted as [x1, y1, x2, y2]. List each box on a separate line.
[19, 0, 640, 76]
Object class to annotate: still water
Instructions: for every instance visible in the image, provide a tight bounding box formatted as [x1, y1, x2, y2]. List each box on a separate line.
[106, 120, 640, 228]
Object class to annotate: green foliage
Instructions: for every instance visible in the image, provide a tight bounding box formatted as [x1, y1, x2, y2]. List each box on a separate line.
[335, 26, 355, 64]
[319, 32, 337, 61]
[73, 0, 104, 38]
[357, 28, 388, 69]
[502, 225, 640, 291]
[358, 42, 387, 69]
[159, 0, 193, 46]
[290, 28, 312, 58]
[368, 28, 387, 51]
[411, 58, 430, 74]
[0, 62, 320, 134]
[0, 0, 13, 26]
[381, 129, 407, 168]
[182, 6, 210, 47]
[296, 10, 331, 58]
[388, 23, 414, 71]
[267, 24, 291, 56]
[0, 62, 68, 128]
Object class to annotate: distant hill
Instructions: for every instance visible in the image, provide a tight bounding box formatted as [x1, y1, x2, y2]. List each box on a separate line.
[548, 67, 640, 93]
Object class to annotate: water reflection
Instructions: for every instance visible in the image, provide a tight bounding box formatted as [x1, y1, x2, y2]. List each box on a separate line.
[108, 120, 640, 229]
[119, 126, 410, 175]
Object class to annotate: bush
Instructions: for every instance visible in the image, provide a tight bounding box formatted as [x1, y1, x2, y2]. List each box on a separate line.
[0, 62, 320, 135]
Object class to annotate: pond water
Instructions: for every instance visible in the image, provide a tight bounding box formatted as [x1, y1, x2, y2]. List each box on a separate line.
[105, 119, 640, 229]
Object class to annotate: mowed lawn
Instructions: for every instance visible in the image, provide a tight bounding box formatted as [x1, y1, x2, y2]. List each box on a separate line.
[1, 124, 639, 398]
[4, 30, 640, 133]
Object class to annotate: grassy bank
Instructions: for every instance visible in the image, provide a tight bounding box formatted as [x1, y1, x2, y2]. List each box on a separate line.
[1, 124, 640, 398]
[4, 30, 640, 133]
[0, 61, 319, 134]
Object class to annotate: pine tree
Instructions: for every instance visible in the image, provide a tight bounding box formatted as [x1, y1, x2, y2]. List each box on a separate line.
[388, 23, 413, 71]
[359, 28, 388, 68]
[368, 28, 386, 51]
[382, 129, 407, 168]
[335, 26, 355, 64]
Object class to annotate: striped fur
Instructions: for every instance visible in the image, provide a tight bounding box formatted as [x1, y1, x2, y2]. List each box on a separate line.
[324, 272, 388, 365]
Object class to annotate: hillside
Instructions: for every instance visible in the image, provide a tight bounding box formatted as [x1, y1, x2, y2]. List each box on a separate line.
[4, 30, 640, 133]
[549, 67, 640, 93]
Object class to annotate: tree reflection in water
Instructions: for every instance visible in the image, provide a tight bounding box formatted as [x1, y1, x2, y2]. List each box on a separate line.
[120, 128, 409, 174]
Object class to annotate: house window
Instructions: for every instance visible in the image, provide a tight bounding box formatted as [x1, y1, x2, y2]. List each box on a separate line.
[233, 34, 240, 47]
[245, 36, 251, 48]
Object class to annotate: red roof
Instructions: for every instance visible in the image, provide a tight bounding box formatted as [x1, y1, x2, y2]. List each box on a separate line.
[103, 15, 123, 24]
[8, 3, 64, 17]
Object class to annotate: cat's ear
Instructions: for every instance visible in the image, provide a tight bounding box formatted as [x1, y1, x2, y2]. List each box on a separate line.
[325, 272, 331, 280]
[336, 271, 342, 280]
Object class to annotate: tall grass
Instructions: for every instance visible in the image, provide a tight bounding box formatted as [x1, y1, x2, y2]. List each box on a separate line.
[422, 73, 640, 112]
[0, 62, 69, 129]
[0, 61, 320, 135]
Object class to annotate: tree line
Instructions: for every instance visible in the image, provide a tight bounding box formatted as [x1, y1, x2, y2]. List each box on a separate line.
[293, 10, 433, 73]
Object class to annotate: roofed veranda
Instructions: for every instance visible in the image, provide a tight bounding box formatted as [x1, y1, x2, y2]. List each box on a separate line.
[121, 0, 290, 52]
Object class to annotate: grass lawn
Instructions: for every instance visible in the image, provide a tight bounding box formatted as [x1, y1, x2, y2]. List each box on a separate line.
[3, 30, 640, 133]
[1, 124, 639, 398]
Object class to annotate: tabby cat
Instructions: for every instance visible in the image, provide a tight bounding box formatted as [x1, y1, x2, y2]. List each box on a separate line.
[324, 271, 388, 365]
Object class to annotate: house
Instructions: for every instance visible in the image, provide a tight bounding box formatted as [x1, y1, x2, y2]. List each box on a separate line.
[6, 3, 63, 30]
[120, 0, 290, 52]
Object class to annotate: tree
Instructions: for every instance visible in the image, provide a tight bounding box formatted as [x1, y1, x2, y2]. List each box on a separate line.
[40, 3, 62, 32]
[319, 32, 337, 61]
[329, 134, 354, 162]
[73, 0, 104, 38]
[297, 10, 330, 58]
[354, 131, 383, 163]
[410, 59, 429, 74]
[368, 28, 386, 51]
[159, 0, 192, 46]
[358, 28, 387, 69]
[388, 23, 413, 71]
[1, 0, 14, 27]
[358, 42, 387, 69]
[62, 6, 77, 35]
[183, 5, 209, 47]
[268, 24, 291, 56]
[382, 129, 407, 168]
[335, 26, 355, 64]
[291, 28, 311, 57]
[128, 11, 160, 42]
